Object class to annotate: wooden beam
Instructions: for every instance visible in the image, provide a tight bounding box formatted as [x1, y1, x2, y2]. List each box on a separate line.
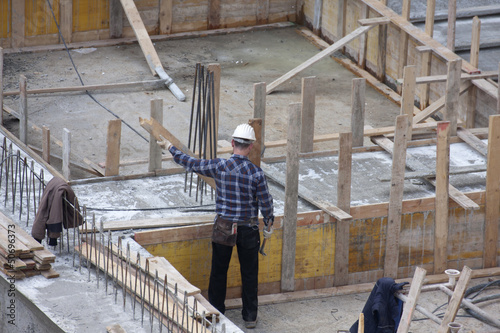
[444, 59, 462, 136]
[256, 0, 270, 25]
[357, 17, 390, 26]
[413, 81, 471, 125]
[438, 266, 472, 332]
[11, 0, 25, 49]
[334, 132, 352, 286]
[42, 126, 50, 163]
[351, 78, 366, 147]
[397, 0, 412, 86]
[457, 127, 487, 157]
[383, 115, 409, 278]
[400, 66, 416, 140]
[148, 99, 163, 172]
[159, 0, 173, 35]
[60, 0, 72, 43]
[253, 82, 266, 153]
[300, 77, 316, 153]
[378, 164, 487, 181]
[397, 71, 498, 85]
[337, 0, 346, 45]
[208, 0, 221, 30]
[109, 0, 124, 38]
[466, 16, 483, 128]
[248, 118, 262, 167]
[281, 103, 301, 292]
[434, 121, 450, 274]
[446, 0, 457, 52]
[19, 75, 28, 144]
[62, 128, 71, 180]
[267, 24, 378, 94]
[139, 117, 216, 189]
[396, 267, 427, 333]
[484, 115, 500, 268]
[105, 119, 121, 176]
[377, 22, 387, 81]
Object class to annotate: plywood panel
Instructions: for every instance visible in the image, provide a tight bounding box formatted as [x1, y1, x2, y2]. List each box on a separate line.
[73, 0, 109, 32]
[25, 0, 60, 37]
[0, 0, 10, 39]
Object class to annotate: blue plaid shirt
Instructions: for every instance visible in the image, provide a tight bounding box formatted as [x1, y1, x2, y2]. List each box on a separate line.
[169, 146, 274, 226]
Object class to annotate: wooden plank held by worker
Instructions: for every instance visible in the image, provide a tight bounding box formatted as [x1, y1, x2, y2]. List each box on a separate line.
[139, 117, 216, 189]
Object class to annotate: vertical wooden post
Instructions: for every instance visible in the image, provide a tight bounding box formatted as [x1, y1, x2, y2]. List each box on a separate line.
[484, 115, 500, 268]
[397, 0, 411, 92]
[377, 23, 387, 81]
[281, 103, 301, 292]
[444, 59, 461, 136]
[12, 0, 25, 49]
[110, 0, 124, 38]
[295, 0, 305, 25]
[438, 266, 472, 333]
[253, 82, 266, 153]
[334, 132, 352, 286]
[300, 76, 316, 153]
[351, 78, 366, 147]
[498, 62, 500, 114]
[19, 75, 28, 144]
[62, 128, 71, 180]
[383, 115, 409, 279]
[208, 0, 221, 30]
[396, 267, 427, 333]
[207, 63, 221, 145]
[256, 0, 269, 25]
[358, 4, 369, 68]
[248, 118, 262, 167]
[60, 0, 73, 43]
[42, 126, 50, 164]
[149, 99, 163, 172]
[337, 0, 346, 44]
[400, 66, 416, 141]
[0, 47, 3, 125]
[313, 0, 323, 35]
[105, 119, 122, 176]
[447, 0, 457, 52]
[466, 16, 481, 128]
[419, 0, 436, 110]
[435, 121, 450, 274]
[159, 0, 173, 35]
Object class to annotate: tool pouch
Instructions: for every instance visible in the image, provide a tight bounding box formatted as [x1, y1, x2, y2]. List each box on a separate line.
[212, 216, 237, 247]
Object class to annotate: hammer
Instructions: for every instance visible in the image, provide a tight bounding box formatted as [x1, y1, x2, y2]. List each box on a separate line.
[259, 223, 272, 256]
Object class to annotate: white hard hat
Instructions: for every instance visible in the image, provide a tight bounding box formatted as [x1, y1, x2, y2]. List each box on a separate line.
[232, 124, 256, 143]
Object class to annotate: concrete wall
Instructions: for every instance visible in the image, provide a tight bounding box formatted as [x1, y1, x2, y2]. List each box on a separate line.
[0, 274, 65, 333]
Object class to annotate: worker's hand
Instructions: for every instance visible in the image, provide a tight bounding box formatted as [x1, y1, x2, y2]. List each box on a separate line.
[263, 227, 273, 239]
[157, 135, 172, 150]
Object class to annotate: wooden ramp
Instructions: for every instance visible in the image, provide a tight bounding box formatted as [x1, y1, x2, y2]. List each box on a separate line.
[119, 0, 185, 101]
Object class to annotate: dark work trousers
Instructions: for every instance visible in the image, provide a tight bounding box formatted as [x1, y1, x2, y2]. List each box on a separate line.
[208, 225, 260, 321]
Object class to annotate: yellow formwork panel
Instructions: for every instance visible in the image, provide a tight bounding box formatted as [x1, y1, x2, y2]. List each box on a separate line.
[349, 217, 387, 273]
[0, 0, 10, 39]
[73, 0, 109, 32]
[295, 224, 335, 279]
[25, 0, 60, 37]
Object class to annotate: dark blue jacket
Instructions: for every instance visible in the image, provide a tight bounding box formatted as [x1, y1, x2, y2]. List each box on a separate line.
[350, 277, 407, 333]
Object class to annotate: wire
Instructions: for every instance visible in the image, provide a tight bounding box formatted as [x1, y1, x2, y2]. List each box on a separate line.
[45, 0, 149, 143]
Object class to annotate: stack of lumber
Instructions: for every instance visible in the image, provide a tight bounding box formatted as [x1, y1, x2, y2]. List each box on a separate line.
[78, 238, 218, 331]
[0, 212, 58, 279]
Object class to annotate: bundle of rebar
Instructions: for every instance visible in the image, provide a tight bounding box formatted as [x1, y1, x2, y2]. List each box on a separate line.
[185, 64, 218, 203]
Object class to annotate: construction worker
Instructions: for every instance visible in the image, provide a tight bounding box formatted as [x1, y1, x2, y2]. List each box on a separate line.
[158, 124, 274, 329]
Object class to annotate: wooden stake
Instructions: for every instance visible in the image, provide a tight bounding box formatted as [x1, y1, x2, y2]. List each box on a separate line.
[466, 16, 481, 128]
[253, 82, 266, 153]
[19, 75, 28, 144]
[337, 0, 347, 52]
[358, 4, 369, 69]
[383, 115, 409, 278]
[313, 0, 323, 35]
[159, 0, 173, 35]
[444, 59, 462, 136]
[377, 23, 387, 81]
[281, 103, 301, 293]
[397, 0, 412, 88]
[397, 267, 427, 333]
[248, 118, 262, 167]
[300, 76, 316, 153]
[400, 66, 416, 140]
[438, 266, 472, 332]
[60, 0, 72, 43]
[42, 126, 50, 164]
[434, 121, 450, 274]
[351, 78, 366, 147]
[105, 119, 122, 176]
[484, 115, 500, 268]
[63, 128, 71, 180]
[334, 132, 352, 287]
[447, 0, 457, 52]
[109, 0, 124, 38]
[149, 99, 163, 172]
[357, 313, 364, 333]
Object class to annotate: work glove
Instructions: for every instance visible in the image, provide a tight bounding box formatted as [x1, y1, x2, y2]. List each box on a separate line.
[263, 227, 273, 239]
[157, 135, 172, 150]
